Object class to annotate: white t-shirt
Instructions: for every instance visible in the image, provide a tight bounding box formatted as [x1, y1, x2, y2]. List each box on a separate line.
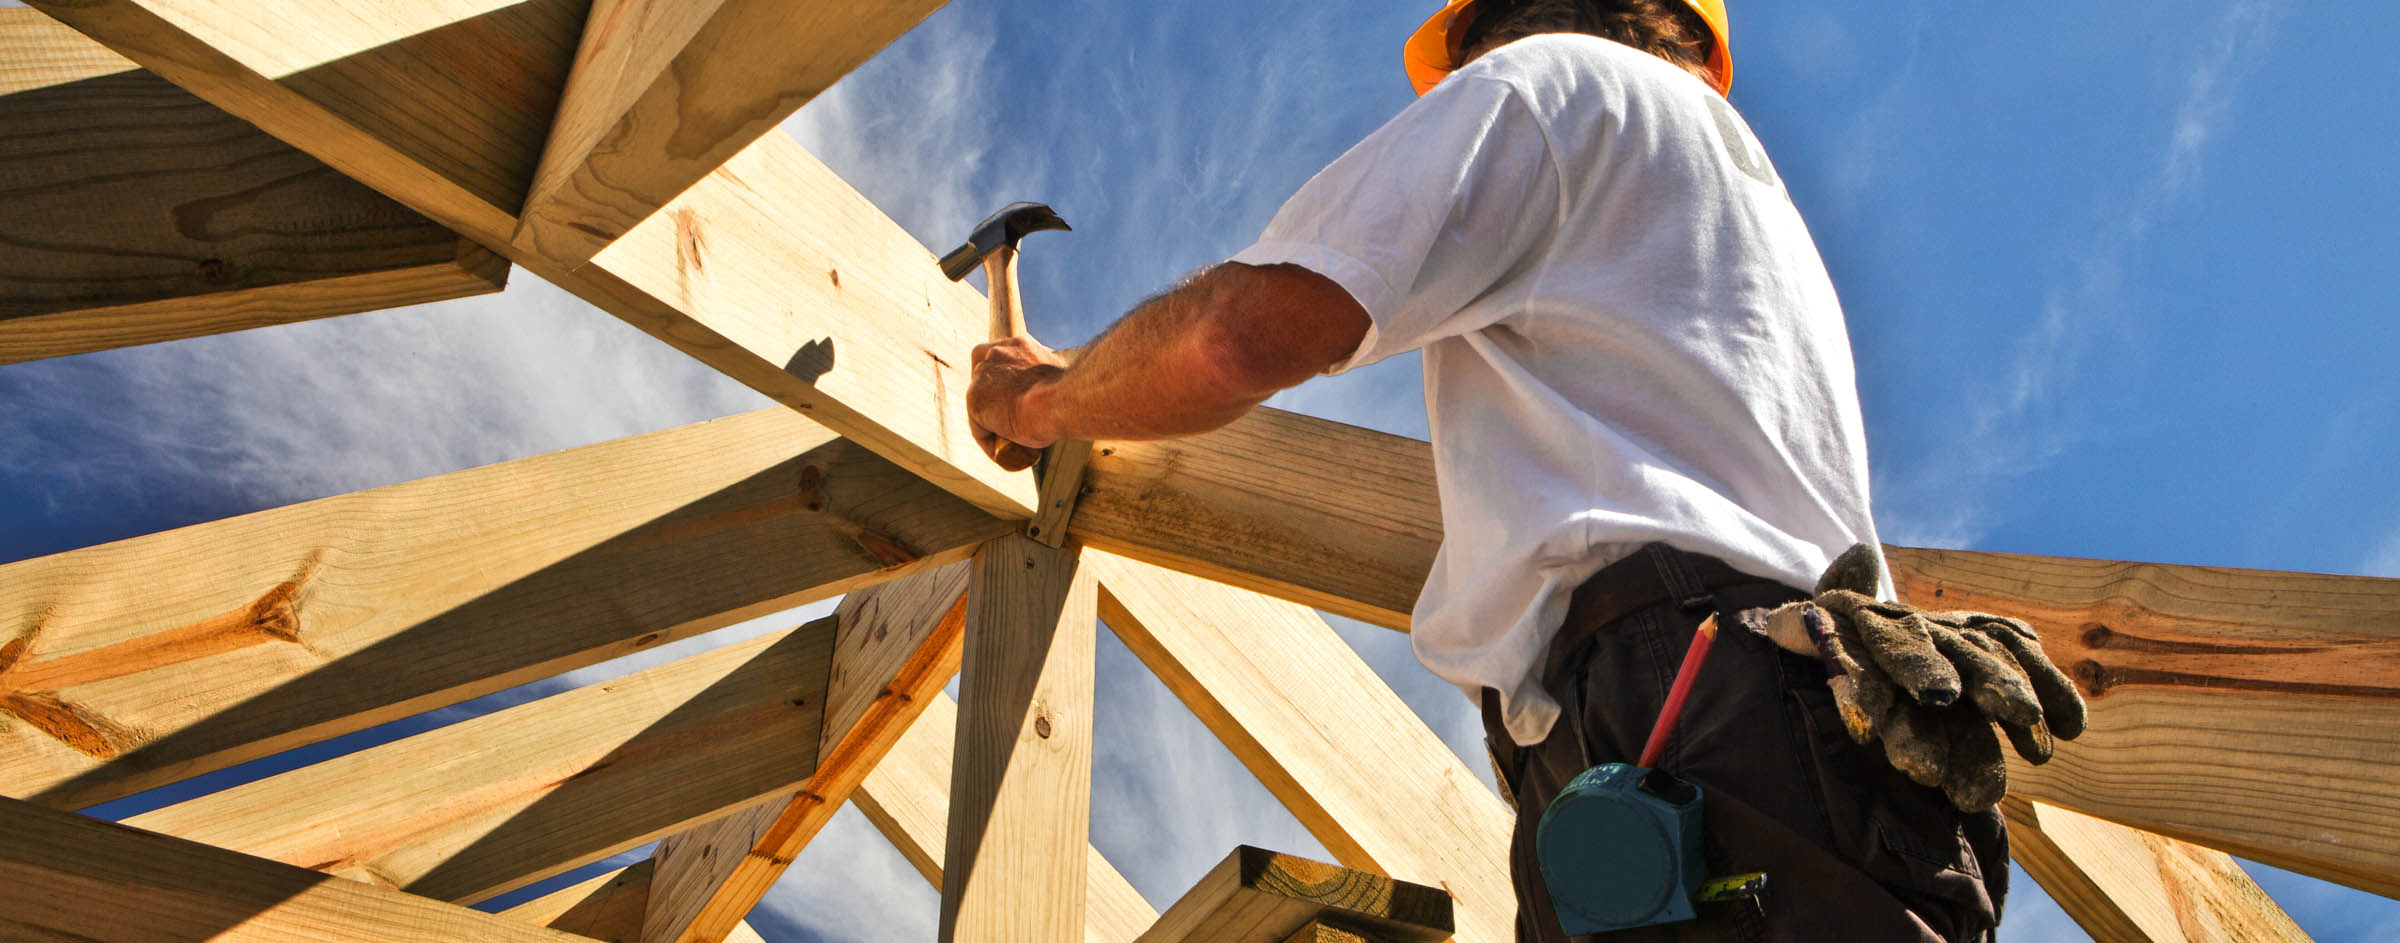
[1229, 34, 1889, 745]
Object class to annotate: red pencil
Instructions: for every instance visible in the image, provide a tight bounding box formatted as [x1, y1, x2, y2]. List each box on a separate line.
[1638, 614, 1719, 770]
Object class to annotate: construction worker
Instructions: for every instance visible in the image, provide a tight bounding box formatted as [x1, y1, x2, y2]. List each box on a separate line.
[968, 2, 2081, 939]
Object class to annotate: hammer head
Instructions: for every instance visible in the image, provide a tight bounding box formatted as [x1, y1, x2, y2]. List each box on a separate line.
[938, 202, 1072, 281]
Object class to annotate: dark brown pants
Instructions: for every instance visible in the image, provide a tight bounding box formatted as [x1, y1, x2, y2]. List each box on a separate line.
[1483, 546, 2008, 943]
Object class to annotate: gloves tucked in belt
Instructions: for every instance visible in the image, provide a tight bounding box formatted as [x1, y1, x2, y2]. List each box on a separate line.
[1742, 544, 2088, 812]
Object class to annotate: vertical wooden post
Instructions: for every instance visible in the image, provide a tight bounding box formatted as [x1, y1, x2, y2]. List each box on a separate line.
[942, 534, 1097, 942]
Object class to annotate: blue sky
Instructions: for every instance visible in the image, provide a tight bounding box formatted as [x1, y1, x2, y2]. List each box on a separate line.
[3, 0, 2395, 940]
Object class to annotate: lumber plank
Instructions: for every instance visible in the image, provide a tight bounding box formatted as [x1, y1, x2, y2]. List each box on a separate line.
[505, 860, 659, 940]
[1089, 552, 1514, 943]
[32, 0, 1041, 519]
[0, 408, 1004, 811]
[943, 533, 1098, 942]
[0, 10, 504, 364]
[122, 618, 836, 905]
[641, 564, 971, 943]
[1135, 846, 1452, 943]
[1888, 547, 2400, 897]
[2001, 798, 2309, 943]
[854, 691, 1158, 943]
[0, 795, 591, 943]
[1073, 407, 1436, 629]
[513, 0, 949, 264]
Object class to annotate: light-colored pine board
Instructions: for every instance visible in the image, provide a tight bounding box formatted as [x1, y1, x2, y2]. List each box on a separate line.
[641, 564, 971, 943]
[513, 0, 948, 264]
[32, 0, 1041, 520]
[1089, 552, 1513, 943]
[1135, 846, 1452, 943]
[1, 408, 1004, 811]
[0, 10, 504, 364]
[504, 861, 658, 940]
[0, 795, 592, 943]
[1280, 921, 1373, 943]
[1073, 407, 1436, 630]
[1889, 547, 2400, 897]
[121, 618, 835, 905]
[2002, 798, 2309, 943]
[854, 691, 1158, 943]
[943, 534, 1098, 942]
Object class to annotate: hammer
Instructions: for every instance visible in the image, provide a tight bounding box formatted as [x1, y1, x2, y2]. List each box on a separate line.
[940, 202, 1088, 545]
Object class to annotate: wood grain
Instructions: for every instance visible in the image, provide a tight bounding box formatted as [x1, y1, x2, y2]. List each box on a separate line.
[513, 0, 949, 264]
[504, 860, 658, 940]
[0, 408, 1005, 810]
[1074, 406, 1437, 629]
[0, 795, 592, 942]
[34, 0, 1042, 520]
[2001, 797, 2308, 943]
[123, 619, 835, 905]
[0, 10, 503, 364]
[855, 691, 1159, 943]
[640, 563, 972, 943]
[1091, 552, 1514, 943]
[944, 534, 1098, 942]
[1135, 846, 1452, 943]
[1889, 547, 2400, 896]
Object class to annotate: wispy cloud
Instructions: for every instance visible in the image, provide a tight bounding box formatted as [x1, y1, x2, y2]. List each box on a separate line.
[1877, 0, 2289, 548]
[2364, 525, 2400, 579]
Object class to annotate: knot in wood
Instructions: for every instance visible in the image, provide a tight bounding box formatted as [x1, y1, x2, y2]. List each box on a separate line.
[1034, 714, 1052, 739]
[2081, 623, 2114, 648]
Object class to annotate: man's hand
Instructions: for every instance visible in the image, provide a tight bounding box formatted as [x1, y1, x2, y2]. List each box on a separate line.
[967, 335, 1067, 470]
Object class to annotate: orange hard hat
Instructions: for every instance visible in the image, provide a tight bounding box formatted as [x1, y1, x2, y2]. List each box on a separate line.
[1403, 0, 1733, 97]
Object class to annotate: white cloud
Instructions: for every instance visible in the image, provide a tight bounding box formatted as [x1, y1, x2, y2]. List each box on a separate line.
[2364, 526, 2400, 579]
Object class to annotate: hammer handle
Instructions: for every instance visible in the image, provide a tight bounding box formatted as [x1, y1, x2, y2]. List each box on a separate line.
[979, 245, 1042, 470]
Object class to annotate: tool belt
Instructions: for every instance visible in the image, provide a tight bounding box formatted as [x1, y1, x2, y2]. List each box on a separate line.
[1537, 543, 1798, 691]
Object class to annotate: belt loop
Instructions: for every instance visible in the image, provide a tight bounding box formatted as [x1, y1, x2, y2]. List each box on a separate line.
[1645, 543, 1717, 613]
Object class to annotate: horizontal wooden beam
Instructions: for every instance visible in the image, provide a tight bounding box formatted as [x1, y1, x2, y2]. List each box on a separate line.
[1089, 552, 1513, 943]
[0, 9, 504, 364]
[1, 407, 1007, 811]
[1135, 846, 1452, 943]
[853, 690, 1158, 943]
[1075, 408, 1435, 630]
[122, 617, 835, 905]
[641, 563, 971, 943]
[2002, 797, 2307, 943]
[1890, 547, 2400, 897]
[512, 0, 948, 265]
[32, 0, 1042, 520]
[501, 861, 769, 943]
[0, 795, 591, 943]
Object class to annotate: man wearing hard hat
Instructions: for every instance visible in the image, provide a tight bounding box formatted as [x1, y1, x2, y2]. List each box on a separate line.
[969, 2, 2076, 939]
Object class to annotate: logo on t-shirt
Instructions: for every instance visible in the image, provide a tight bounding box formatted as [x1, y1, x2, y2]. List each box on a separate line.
[1706, 96, 1781, 190]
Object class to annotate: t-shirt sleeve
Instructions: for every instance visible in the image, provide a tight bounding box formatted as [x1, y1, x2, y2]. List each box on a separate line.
[1229, 75, 1561, 373]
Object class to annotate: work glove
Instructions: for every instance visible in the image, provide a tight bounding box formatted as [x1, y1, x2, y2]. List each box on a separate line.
[1740, 544, 2088, 812]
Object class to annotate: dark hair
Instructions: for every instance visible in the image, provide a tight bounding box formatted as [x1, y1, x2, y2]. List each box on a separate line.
[1458, 0, 1716, 85]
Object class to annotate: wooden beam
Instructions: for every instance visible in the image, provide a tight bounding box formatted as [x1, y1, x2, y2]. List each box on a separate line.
[32, 0, 1042, 520]
[1, 407, 1005, 811]
[853, 690, 1159, 943]
[0, 9, 504, 364]
[0, 795, 591, 943]
[2001, 797, 2308, 943]
[640, 563, 971, 943]
[943, 534, 1098, 942]
[500, 861, 771, 943]
[1074, 407, 1436, 629]
[1890, 547, 2400, 897]
[1089, 552, 1514, 943]
[512, 0, 948, 265]
[121, 618, 835, 905]
[1135, 846, 1453, 943]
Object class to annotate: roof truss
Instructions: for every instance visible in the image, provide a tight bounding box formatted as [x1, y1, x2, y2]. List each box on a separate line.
[5, 1, 2389, 939]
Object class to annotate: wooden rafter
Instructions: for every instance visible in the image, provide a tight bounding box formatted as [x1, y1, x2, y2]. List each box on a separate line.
[1090, 551, 1514, 943]
[2002, 797, 2308, 943]
[944, 534, 1099, 941]
[514, 0, 950, 265]
[854, 690, 1158, 943]
[0, 795, 590, 942]
[31, 0, 1041, 519]
[1, 407, 1004, 810]
[502, 861, 771, 943]
[0, 9, 504, 365]
[639, 564, 971, 943]
[121, 618, 837, 905]
[1136, 846, 1454, 943]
